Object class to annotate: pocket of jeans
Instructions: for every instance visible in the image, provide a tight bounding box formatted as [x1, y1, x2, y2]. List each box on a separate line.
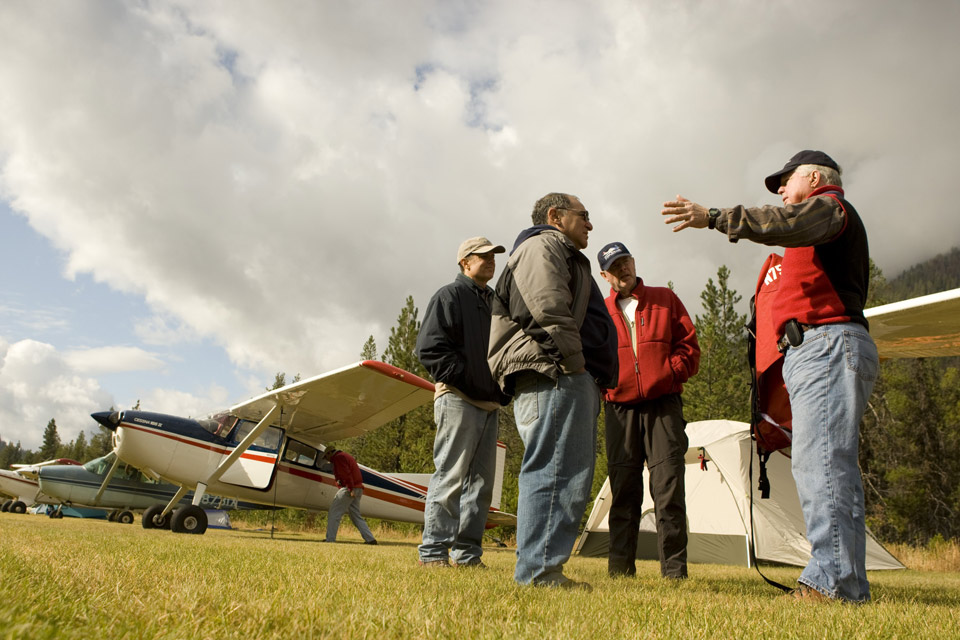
[513, 380, 540, 426]
[843, 330, 878, 382]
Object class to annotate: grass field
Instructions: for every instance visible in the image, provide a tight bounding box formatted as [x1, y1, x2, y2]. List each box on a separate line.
[1, 515, 959, 639]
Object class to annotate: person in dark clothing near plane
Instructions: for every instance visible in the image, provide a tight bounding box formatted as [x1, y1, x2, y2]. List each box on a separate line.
[321, 447, 377, 545]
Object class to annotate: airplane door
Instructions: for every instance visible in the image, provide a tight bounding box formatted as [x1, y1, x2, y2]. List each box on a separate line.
[220, 421, 283, 489]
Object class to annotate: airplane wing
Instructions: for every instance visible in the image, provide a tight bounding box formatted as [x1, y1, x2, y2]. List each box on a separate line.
[865, 288, 960, 358]
[229, 360, 435, 449]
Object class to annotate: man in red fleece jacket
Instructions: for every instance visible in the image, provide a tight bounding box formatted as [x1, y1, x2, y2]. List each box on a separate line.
[322, 447, 377, 545]
[596, 241, 700, 579]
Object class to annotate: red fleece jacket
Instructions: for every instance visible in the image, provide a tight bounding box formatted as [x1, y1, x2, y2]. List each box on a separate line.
[330, 451, 364, 489]
[603, 279, 700, 404]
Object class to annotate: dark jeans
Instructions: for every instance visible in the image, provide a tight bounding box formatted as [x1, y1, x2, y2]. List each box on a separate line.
[605, 394, 688, 578]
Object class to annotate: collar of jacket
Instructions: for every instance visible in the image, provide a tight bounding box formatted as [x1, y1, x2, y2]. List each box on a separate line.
[609, 277, 646, 301]
[510, 225, 580, 255]
[807, 184, 844, 199]
[455, 271, 493, 297]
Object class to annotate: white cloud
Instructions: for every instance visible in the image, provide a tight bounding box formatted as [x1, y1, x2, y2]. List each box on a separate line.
[63, 346, 165, 375]
[0, 339, 114, 449]
[0, 0, 958, 424]
[139, 384, 231, 421]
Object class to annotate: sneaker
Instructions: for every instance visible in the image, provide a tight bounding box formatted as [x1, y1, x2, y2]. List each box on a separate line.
[785, 585, 831, 603]
[534, 577, 593, 592]
[418, 558, 451, 568]
[452, 560, 487, 569]
[364, 539, 378, 545]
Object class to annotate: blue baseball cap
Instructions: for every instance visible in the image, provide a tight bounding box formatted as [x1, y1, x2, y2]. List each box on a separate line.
[597, 242, 631, 271]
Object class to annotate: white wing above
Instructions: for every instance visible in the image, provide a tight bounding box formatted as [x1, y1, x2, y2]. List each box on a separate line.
[866, 288, 960, 359]
[229, 361, 435, 449]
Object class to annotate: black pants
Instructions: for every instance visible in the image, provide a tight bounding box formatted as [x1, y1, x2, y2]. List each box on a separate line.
[605, 394, 688, 578]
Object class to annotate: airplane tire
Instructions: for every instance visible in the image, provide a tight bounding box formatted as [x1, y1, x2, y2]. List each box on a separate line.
[117, 510, 135, 524]
[10, 501, 27, 514]
[171, 505, 207, 535]
[0, 500, 10, 512]
[142, 505, 171, 530]
[107, 510, 119, 522]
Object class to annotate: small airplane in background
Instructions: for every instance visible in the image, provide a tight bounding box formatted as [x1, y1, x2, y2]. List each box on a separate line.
[0, 458, 81, 514]
[36, 452, 277, 524]
[90, 360, 515, 535]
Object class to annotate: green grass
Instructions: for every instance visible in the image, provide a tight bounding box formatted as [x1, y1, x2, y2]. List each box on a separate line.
[1, 515, 959, 639]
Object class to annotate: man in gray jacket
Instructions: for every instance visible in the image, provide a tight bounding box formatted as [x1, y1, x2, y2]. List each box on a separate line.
[488, 192, 618, 589]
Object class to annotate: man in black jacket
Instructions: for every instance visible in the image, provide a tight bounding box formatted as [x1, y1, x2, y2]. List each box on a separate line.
[415, 236, 508, 568]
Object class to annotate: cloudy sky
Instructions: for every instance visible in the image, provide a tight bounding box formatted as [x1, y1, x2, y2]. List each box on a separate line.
[2, 1, 958, 450]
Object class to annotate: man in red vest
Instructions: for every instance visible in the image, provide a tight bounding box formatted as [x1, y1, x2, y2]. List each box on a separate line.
[596, 241, 700, 579]
[661, 150, 878, 603]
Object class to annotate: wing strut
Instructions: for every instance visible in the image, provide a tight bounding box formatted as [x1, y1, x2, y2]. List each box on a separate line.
[191, 403, 282, 506]
[92, 453, 122, 506]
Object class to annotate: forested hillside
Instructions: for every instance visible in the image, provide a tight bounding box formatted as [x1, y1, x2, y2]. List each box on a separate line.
[882, 247, 960, 301]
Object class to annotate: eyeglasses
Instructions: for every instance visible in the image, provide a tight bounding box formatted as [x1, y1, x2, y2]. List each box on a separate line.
[555, 207, 590, 222]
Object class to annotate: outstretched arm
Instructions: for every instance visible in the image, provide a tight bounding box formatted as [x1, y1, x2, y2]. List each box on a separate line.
[661, 195, 710, 232]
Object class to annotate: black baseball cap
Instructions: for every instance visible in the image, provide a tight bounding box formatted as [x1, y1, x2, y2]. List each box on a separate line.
[764, 150, 840, 194]
[597, 242, 631, 271]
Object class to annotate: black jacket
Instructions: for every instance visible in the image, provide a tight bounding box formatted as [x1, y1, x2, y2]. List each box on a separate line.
[416, 273, 509, 405]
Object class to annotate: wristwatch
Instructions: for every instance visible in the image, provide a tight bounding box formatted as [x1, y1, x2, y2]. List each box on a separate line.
[707, 208, 721, 230]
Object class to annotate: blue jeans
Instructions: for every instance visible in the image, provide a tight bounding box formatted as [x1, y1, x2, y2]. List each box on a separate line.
[419, 393, 500, 565]
[782, 323, 877, 602]
[326, 487, 375, 543]
[513, 371, 600, 585]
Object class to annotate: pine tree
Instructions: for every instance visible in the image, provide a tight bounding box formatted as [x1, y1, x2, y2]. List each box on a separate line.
[39, 419, 61, 460]
[338, 296, 435, 473]
[682, 265, 750, 423]
[69, 431, 88, 462]
[361, 336, 377, 361]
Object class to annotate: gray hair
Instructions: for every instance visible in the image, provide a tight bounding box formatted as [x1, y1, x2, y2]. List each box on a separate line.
[531, 193, 574, 225]
[795, 163, 842, 188]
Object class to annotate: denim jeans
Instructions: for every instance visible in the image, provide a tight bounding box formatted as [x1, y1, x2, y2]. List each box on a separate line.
[326, 487, 376, 543]
[513, 371, 600, 585]
[782, 323, 877, 602]
[419, 393, 500, 565]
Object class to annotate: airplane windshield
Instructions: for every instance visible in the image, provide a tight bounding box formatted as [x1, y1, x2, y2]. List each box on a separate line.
[198, 413, 239, 438]
[83, 453, 117, 475]
[81, 453, 160, 484]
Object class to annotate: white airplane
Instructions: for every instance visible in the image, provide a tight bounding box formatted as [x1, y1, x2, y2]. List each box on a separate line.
[90, 360, 515, 535]
[0, 458, 81, 514]
[865, 287, 960, 358]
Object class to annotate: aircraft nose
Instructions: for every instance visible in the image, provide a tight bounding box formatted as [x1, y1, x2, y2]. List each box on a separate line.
[91, 411, 122, 431]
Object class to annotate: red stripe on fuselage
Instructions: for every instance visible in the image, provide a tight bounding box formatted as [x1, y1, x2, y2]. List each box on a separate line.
[120, 422, 277, 463]
[276, 464, 427, 512]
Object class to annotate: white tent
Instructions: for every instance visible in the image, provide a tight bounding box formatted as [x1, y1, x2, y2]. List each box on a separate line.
[575, 420, 903, 570]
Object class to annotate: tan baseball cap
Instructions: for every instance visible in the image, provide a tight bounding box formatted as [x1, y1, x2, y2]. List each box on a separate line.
[456, 236, 506, 263]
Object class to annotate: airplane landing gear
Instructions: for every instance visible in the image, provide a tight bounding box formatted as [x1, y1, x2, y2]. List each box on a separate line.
[117, 510, 135, 524]
[0, 500, 11, 512]
[171, 505, 207, 535]
[9, 501, 26, 514]
[142, 504, 172, 530]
